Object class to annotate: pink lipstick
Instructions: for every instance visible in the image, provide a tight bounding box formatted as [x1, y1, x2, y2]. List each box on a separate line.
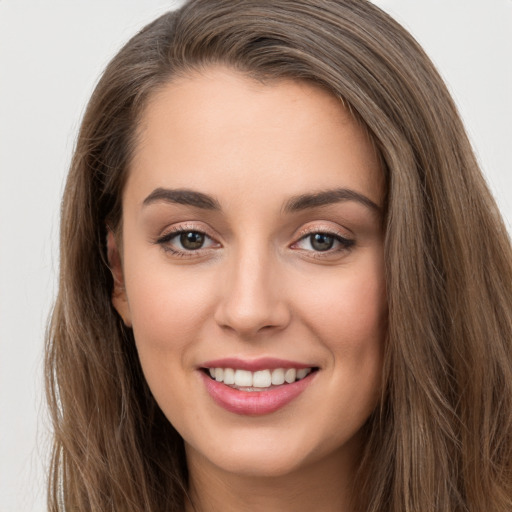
[199, 358, 318, 415]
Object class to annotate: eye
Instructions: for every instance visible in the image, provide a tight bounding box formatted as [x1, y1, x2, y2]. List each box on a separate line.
[156, 228, 219, 255]
[308, 233, 336, 251]
[179, 231, 207, 250]
[293, 231, 355, 254]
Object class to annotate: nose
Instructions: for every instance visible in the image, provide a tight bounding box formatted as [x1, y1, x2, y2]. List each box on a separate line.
[214, 247, 291, 338]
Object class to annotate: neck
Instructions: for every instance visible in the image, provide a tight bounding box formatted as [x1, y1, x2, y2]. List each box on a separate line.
[184, 443, 360, 512]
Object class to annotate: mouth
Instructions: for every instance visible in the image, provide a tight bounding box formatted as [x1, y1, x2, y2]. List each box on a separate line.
[202, 366, 318, 392]
[198, 359, 319, 415]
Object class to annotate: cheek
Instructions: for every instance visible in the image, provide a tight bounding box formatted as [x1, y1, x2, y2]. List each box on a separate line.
[123, 263, 217, 418]
[294, 254, 387, 422]
[125, 260, 216, 349]
[297, 258, 387, 354]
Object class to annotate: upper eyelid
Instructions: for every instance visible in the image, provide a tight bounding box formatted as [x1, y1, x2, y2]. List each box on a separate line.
[292, 232, 354, 248]
[157, 222, 218, 240]
[293, 222, 353, 240]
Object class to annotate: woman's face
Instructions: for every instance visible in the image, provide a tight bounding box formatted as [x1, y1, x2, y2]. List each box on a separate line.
[111, 67, 386, 479]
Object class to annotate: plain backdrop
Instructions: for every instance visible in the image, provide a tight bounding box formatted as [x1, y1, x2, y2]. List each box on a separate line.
[0, 1, 510, 510]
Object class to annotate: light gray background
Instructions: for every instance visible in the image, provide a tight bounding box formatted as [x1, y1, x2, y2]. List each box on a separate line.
[1, 1, 510, 510]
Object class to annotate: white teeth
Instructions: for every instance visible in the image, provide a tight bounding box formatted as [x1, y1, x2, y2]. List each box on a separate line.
[214, 368, 224, 382]
[234, 369, 253, 387]
[296, 368, 310, 380]
[271, 368, 285, 385]
[206, 366, 314, 387]
[223, 368, 235, 385]
[253, 370, 272, 388]
[284, 368, 296, 383]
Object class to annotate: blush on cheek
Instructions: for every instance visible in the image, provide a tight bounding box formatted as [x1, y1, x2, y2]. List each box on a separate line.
[300, 275, 385, 347]
[128, 269, 215, 329]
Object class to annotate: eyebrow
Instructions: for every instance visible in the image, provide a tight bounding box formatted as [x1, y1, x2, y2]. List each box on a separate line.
[143, 188, 221, 210]
[283, 188, 381, 214]
[142, 186, 381, 214]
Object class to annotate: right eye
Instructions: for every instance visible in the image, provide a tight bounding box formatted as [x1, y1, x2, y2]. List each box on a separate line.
[292, 231, 355, 255]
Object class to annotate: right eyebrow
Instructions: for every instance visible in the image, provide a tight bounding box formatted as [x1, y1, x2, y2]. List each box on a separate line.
[283, 188, 381, 214]
[142, 188, 221, 210]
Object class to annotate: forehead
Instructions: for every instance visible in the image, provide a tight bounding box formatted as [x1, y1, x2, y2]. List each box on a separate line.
[127, 66, 384, 210]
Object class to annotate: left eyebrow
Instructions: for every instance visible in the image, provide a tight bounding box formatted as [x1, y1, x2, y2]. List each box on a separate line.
[283, 188, 381, 214]
[142, 188, 221, 210]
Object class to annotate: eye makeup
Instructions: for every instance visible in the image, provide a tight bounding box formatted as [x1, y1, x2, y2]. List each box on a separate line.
[153, 221, 356, 261]
[154, 222, 221, 258]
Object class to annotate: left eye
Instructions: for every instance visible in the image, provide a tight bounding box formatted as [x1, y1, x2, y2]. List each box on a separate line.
[178, 231, 207, 250]
[157, 230, 217, 251]
[295, 232, 354, 252]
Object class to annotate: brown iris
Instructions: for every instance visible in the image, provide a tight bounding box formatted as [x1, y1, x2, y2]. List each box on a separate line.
[310, 233, 335, 251]
[180, 231, 205, 250]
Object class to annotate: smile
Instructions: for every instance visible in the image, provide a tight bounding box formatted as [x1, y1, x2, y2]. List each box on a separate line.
[199, 359, 319, 415]
[205, 367, 313, 390]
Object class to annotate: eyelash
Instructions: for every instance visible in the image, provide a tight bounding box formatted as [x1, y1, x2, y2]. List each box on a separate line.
[155, 225, 355, 259]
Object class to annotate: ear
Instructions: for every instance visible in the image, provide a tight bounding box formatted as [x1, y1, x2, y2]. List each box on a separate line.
[107, 229, 132, 327]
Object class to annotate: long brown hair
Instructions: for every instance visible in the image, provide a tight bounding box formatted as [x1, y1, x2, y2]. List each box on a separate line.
[46, 1, 512, 510]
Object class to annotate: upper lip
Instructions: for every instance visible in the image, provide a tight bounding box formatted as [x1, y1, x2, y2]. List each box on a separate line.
[200, 357, 316, 372]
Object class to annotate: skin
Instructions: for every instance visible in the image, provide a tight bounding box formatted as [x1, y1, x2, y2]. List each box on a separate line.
[110, 67, 387, 512]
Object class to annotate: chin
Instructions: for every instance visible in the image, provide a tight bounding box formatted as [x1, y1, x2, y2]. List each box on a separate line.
[186, 424, 353, 480]
[207, 450, 312, 479]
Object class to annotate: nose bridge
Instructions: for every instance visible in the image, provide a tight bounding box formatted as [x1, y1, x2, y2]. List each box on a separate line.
[215, 240, 289, 336]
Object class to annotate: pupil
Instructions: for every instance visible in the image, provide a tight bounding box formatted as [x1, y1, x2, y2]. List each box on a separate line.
[311, 233, 334, 251]
[180, 231, 204, 250]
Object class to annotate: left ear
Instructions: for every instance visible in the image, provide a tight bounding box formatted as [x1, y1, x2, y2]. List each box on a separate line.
[106, 229, 132, 327]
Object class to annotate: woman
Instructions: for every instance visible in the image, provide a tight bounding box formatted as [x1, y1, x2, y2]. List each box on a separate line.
[45, 0, 512, 510]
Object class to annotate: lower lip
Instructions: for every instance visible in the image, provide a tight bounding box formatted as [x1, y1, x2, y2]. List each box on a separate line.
[200, 371, 316, 415]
